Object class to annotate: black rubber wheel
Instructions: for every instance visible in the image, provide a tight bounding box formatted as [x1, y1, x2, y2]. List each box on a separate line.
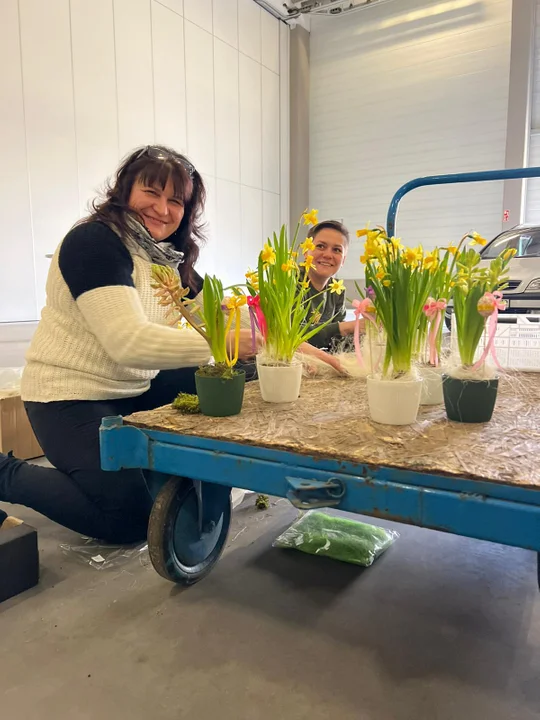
[148, 476, 231, 585]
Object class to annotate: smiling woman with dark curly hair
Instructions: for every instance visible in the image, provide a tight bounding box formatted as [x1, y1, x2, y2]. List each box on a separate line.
[0, 145, 258, 542]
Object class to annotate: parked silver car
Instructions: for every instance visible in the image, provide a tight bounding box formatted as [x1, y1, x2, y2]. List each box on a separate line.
[446, 225, 540, 327]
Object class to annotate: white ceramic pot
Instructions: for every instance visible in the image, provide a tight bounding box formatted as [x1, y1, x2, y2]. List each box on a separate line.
[256, 360, 303, 403]
[420, 365, 444, 406]
[367, 376, 422, 425]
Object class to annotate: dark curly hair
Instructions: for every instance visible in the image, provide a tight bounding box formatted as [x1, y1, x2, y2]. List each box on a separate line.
[87, 145, 206, 291]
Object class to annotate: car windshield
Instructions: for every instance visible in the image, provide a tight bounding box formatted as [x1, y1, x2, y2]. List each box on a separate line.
[482, 228, 540, 259]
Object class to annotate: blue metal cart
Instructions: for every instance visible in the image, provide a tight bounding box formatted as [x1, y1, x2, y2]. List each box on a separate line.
[100, 168, 540, 588]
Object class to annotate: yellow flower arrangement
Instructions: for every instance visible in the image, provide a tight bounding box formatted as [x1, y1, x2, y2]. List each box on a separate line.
[244, 210, 332, 363]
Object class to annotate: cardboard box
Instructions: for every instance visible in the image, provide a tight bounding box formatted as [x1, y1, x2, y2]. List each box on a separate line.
[0, 390, 43, 460]
[0, 519, 39, 603]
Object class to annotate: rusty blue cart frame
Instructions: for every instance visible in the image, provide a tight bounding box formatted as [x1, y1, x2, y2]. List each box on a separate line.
[100, 166, 540, 587]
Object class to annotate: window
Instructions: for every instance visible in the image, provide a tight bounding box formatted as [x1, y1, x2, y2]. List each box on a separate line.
[483, 227, 540, 258]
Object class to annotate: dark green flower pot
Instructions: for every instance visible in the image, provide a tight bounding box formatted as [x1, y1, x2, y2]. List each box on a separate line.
[195, 370, 246, 417]
[442, 375, 499, 423]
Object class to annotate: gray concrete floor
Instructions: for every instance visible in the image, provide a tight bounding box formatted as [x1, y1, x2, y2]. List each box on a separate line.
[1, 497, 540, 720]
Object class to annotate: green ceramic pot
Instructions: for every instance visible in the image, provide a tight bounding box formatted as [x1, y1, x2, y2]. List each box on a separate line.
[195, 369, 246, 417]
[442, 375, 499, 423]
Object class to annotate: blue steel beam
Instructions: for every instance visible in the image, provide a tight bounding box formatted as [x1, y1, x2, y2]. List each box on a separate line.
[100, 420, 540, 553]
[386, 167, 540, 238]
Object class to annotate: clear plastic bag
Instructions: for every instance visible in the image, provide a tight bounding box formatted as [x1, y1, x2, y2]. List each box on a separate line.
[273, 510, 398, 567]
[60, 492, 250, 570]
[60, 538, 149, 570]
[0, 367, 24, 391]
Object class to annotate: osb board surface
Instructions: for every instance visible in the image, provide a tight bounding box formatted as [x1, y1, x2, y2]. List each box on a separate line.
[124, 375, 540, 489]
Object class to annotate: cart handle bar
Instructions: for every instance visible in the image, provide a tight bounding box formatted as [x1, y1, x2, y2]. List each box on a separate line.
[386, 166, 540, 238]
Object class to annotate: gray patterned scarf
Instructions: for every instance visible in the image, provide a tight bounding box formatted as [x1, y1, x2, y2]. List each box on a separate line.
[124, 215, 185, 268]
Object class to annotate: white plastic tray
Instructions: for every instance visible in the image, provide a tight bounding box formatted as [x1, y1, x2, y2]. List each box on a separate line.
[451, 314, 540, 372]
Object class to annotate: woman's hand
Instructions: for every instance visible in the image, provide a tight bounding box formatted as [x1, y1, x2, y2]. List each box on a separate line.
[338, 319, 362, 336]
[298, 342, 344, 374]
[227, 329, 263, 361]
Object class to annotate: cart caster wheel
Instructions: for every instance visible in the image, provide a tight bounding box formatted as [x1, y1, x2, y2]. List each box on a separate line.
[148, 476, 231, 586]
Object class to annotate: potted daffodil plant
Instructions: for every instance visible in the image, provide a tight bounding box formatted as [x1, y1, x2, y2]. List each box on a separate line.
[413, 231, 485, 405]
[357, 227, 436, 425]
[151, 266, 246, 417]
[443, 242, 515, 423]
[245, 209, 339, 403]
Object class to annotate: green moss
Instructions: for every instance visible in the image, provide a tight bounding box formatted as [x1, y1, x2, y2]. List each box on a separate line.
[196, 363, 241, 380]
[172, 393, 201, 414]
[274, 511, 397, 567]
[255, 494, 270, 510]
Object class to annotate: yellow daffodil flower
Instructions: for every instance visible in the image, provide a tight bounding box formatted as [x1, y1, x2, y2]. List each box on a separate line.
[390, 237, 403, 251]
[329, 278, 345, 295]
[300, 279, 310, 290]
[281, 260, 296, 274]
[423, 251, 438, 271]
[360, 254, 368, 264]
[502, 248, 517, 261]
[402, 246, 423, 268]
[469, 231, 487, 247]
[300, 236, 315, 254]
[261, 243, 276, 265]
[245, 269, 258, 286]
[362, 235, 382, 263]
[446, 245, 458, 256]
[356, 224, 370, 238]
[383, 279, 391, 287]
[225, 295, 247, 311]
[303, 209, 319, 226]
[300, 255, 315, 271]
[367, 229, 383, 245]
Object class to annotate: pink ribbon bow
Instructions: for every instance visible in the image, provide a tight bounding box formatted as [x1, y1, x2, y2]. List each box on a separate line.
[353, 298, 378, 369]
[247, 294, 267, 350]
[422, 297, 447, 366]
[472, 291, 506, 371]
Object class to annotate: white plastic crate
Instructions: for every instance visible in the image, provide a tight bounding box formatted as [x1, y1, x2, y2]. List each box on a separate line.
[450, 314, 540, 372]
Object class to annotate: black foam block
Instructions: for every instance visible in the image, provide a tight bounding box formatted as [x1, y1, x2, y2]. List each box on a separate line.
[0, 523, 39, 603]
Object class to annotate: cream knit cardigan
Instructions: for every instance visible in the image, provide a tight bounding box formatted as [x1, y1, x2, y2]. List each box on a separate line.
[22, 221, 214, 402]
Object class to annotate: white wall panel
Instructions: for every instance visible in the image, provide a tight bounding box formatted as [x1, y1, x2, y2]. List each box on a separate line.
[197, 174, 217, 277]
[262, 67, 280, 194]
[152, 1, 187, 152]
[216, 179, 242, 285]
[261, 9, 279, 73]
[526, 0, 540, 223]
[279, 22, 290, 226]
[155, 0, 183, 16]
[0, 0, 287, 324]
[71, 0, 119, 215]
[184, 0, 212, 33]
[0, 0, 37, 322]
[213, 0, 238, 49]
[263, 191, 280, 243]
[19, 0, 80, 311]
[185, 21, 215, 174]
[114, 0, 154, 157]
[239, 54, 262, 188]
[241, 186, 263, 267]
[310, 0, 512, 278]
[238, 0, 261, 62]
[214, 39, 240, 183]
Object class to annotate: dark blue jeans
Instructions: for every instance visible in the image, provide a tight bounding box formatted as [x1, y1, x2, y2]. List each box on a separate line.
[0, 368, 199, 543]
